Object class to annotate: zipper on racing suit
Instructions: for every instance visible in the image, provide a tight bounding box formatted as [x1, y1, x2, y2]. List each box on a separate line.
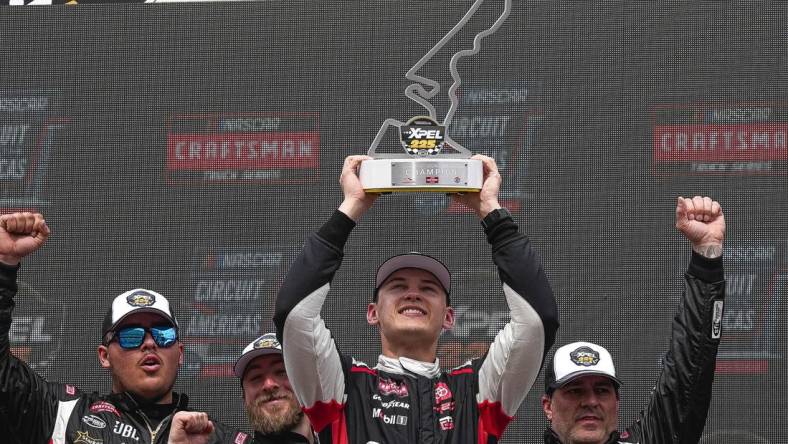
[139, 410, 175, 443]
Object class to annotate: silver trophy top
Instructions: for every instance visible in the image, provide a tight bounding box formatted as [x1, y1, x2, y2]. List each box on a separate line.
[368, 0, 513, 159]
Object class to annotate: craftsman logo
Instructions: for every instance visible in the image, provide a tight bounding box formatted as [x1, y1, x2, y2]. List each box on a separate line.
[652, 104, 788, 175]
[570, 346, 600, 367]
[712, 300, 724, 339]
[378, 378, 409, 397]
[166, 113, 320, 184]
[400, 116, 446, 156]
[89, 401, 120, 417]
[234, 432, 249, 444]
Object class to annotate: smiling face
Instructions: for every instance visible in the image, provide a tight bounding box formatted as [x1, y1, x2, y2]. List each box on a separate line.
[367, 268, 454, 361]
[97, 312, 183, 404]
[542, 375, 619, 444]
[242, 354, 304, 435]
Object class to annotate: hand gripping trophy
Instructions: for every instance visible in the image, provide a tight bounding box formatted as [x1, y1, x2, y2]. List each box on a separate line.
[359, 0, 513, 193]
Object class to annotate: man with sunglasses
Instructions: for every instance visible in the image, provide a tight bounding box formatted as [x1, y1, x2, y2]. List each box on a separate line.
[0, 212, 250, 444]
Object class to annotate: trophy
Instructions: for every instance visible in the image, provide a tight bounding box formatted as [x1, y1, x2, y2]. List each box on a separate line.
[359, 0, 512, 193]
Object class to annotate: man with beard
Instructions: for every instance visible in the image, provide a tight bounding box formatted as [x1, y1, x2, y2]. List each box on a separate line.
[233, 333, 315, 443]
[541, 196, 726, 444]
[273, 155, 559, 443]
[0, 212, 249, 444]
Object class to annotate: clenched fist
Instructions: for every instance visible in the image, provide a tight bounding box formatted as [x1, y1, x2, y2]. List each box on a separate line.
[675, 196, 725, 258]
[168, 412, 214, 444]
[0, 212, 50, 266]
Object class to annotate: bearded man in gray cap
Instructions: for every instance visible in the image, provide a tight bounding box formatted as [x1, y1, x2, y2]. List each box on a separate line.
[234, 333, 315, 444]
[541, 196, 726, 444]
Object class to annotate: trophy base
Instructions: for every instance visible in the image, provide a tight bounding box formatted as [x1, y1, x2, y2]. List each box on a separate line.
[360, 158, 483, 193]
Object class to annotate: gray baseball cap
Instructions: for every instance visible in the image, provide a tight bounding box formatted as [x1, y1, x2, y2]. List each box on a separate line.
[233, 333, 283, 378]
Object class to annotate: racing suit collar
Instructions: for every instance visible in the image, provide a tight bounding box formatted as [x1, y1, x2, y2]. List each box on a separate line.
[543, 428, 561, 444]
[376, 354, 441, 378]
[253, 430, 312, 443]
[543, 427, 621, 444]
[111, 391, 189, 412]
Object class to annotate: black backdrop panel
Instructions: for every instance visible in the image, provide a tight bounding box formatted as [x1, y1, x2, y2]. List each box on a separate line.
[1, 2, 786, 442]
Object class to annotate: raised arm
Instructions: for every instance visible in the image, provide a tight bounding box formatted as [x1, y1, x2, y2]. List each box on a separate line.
[625, 196, 726, 442]
[273, 155, 378, 433]
[0, 212, 50, 266]
[454, 156, 560, 438]
[0, 212, 56, 443]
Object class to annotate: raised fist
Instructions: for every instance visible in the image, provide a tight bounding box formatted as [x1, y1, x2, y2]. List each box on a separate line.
[0, 212, 50, 265]
[675, 196, 725, 258]
[167, 412, 214, 444]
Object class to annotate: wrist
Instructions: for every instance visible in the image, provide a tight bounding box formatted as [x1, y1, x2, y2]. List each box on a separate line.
[689, 250, 724, 282]
[477, 201, 502, 220]
[338, 197, 370, 222]
[0, 255, 20, 266]
[691, 242, 723, 259]
[481, 207, 512, 230]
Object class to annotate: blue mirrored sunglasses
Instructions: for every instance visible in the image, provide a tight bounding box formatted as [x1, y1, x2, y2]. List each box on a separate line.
[108, 326, 178, 349]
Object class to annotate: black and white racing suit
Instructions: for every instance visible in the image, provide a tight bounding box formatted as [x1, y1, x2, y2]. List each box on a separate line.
[544, 252, 725, 444]
[274, 209, 559, 443]
[0, 263, 251, 444]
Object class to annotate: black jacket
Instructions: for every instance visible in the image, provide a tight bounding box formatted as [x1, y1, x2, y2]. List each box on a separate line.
[0, 263, 251, 444]
[273, 209, 559, 443]
[253, 430, 312, 444]
[543, 252, 725, 444]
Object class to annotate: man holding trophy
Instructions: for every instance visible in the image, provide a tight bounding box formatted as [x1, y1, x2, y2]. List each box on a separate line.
[273, 154, 559, 443]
